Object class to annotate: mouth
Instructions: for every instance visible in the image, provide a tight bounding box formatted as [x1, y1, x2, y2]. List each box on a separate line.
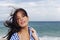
[20, 21, 25, 25]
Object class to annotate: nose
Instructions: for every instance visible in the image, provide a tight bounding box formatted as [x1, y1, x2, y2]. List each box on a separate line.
[19, 18, 24, 21]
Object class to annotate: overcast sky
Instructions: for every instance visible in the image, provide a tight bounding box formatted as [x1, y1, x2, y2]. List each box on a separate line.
[0, 0, 60, 21]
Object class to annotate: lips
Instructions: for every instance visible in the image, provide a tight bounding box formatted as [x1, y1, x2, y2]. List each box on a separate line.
[20, 21, 25, 25]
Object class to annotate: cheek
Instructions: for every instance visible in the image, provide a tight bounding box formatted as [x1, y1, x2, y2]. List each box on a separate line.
[24, 17, 29, 23]
[17, 20, 20, 25]
[22, 17, 29, 26]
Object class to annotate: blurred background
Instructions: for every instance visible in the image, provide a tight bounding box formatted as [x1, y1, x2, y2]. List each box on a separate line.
[0, 0, 60, 40]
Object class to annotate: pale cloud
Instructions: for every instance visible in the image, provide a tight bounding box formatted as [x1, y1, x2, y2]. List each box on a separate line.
[0, 0, 60, 21]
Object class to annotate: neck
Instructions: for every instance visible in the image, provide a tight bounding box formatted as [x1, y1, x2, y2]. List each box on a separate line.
[19, 26, 29, 33]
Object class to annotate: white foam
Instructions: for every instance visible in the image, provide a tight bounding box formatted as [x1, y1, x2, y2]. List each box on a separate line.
[39, 36, 60, 40]
[0, 38, 7, 40]
[0, 36, 7, 40]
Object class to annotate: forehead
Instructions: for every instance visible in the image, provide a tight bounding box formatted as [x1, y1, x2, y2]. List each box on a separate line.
[16, 11, 25, 17]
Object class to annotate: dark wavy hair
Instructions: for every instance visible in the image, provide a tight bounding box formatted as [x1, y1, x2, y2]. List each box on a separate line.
[4, 8, 28, 40]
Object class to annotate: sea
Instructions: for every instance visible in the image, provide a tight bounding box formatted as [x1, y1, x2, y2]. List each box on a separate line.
[0, 21, 60, 40]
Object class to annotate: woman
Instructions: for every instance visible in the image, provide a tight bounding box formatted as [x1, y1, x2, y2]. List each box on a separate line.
[4, 8, 38, 40]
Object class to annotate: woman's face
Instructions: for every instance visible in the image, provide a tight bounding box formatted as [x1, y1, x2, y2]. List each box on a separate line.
[16, 11, 29, 28]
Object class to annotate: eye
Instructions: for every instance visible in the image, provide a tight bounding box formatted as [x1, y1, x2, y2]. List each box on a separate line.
[22, 15, 25, 17]
[16, 18, 20, 20]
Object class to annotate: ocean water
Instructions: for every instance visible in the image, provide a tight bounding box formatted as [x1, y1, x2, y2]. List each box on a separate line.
[0, 21, 60, 40]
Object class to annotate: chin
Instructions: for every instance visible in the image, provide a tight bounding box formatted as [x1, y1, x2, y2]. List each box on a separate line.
[19, 23, 28, 28]
[20, 24, 27, 28]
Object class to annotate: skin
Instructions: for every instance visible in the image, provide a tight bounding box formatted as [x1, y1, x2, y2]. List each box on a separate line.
[31, 28, 39, 40]
[16, 11, 38, 40]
